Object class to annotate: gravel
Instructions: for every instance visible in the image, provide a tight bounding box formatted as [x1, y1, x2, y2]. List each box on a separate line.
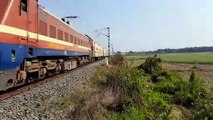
[0, 60, 105, 120]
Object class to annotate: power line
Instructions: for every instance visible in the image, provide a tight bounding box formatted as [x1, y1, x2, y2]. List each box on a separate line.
[53, 0, 107, 49]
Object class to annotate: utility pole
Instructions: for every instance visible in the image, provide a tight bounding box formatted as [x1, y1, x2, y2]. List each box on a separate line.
[111, 44, 114, 55]
[107, 27, 110, 56]
[94, 27, 111, 57]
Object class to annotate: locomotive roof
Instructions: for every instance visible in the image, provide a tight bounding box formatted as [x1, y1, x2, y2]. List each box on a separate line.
[39, 5, 87, 39]
[38, 5, 106, 49]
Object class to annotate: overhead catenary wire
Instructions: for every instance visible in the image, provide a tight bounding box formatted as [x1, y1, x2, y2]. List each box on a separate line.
[69, 1, 106, 48]
[54, 0, 107, 49]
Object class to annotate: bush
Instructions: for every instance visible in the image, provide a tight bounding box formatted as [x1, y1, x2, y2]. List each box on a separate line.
[110, 91, 172, 120]
[105, 63, 146, 105]
[138, 55, 171, 83]
[110, 52, 124, 66]
[154, 72, 188, 96]
[106, 63, 173, 119]
[138, 55, 162, 74]
[195, 100, 213, 120]
[66, 55, 213, 120]
[136, 55, 213, 119]
[173, 71, 208, 108]
[139, 92, 171, 119]
[109, 106, 150, 120]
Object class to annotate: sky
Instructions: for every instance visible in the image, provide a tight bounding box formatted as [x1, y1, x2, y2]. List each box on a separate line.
[39, 0, 213, 52]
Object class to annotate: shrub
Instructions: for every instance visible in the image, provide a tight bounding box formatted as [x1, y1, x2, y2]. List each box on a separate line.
[189, 71, 213, 120]
[154, 72, 188, 96]
[195, 99, 213, 120]
[138, 55, 162, 74]
[109, 106, 151, 120]
[109, 91, 172, 120]
[69, 54, 213, 120]
[137, 55, 212, 119]
[174, 71, 208, 108]
[106, 62, 173, 119]
[110, 52, 124, 66]
[105, 64, 146, 105]
[139, 92, 171, 119]
[138, 55, 171, 83]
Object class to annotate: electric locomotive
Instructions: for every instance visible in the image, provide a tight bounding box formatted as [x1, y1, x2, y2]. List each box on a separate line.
[0, 0, 107, 91]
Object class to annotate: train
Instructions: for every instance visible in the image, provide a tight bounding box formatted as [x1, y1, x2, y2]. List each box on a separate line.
[0, 0, 107, 91]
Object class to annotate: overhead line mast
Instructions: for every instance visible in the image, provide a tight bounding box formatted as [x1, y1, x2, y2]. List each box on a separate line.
[107, 27, 110, 56]
[94, 27, 111, 57]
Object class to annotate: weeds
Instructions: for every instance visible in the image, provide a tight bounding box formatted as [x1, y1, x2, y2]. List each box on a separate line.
[109, 52, 124, 66]
[66, 55, 212, 120]
[109, 55, 213, 120]
[54, 98, 73, 109]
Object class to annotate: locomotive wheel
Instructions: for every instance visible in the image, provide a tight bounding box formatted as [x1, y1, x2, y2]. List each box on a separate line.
[27, 72, 38, 84]
[55, 64, 62, 74]
[47, 70, 54, 77]
[39, 67, 47, 79]
[27, 76, 35, 84]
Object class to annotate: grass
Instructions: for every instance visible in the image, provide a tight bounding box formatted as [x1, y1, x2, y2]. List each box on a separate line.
[55, 54, 213, 120]
[109, 55, 213, 120]
[126, 52, 213, 64]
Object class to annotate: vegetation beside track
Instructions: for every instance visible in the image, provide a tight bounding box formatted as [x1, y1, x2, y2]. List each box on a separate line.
[59, 53, 213, 120]
[126, 52, 213, 64]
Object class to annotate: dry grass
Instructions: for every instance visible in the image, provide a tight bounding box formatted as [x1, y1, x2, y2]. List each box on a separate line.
[55, 58, 213, 120]
[67, 65, 120, 120]
[168, 105, 193, 120]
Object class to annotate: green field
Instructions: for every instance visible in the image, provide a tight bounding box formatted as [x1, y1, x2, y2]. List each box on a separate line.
[127, 52, 213, 64]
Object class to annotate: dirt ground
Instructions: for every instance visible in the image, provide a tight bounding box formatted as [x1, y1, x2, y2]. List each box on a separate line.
[130, 60, 213, 89]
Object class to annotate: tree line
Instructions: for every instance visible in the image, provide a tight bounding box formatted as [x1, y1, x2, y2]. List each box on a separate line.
[126, 46, 213, 55]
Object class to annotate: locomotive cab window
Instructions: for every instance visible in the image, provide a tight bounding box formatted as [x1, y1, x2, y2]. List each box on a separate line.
[20, 0, 28, 12]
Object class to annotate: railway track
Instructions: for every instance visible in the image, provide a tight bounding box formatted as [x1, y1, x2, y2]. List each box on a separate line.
[0, 60, 104, 101]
